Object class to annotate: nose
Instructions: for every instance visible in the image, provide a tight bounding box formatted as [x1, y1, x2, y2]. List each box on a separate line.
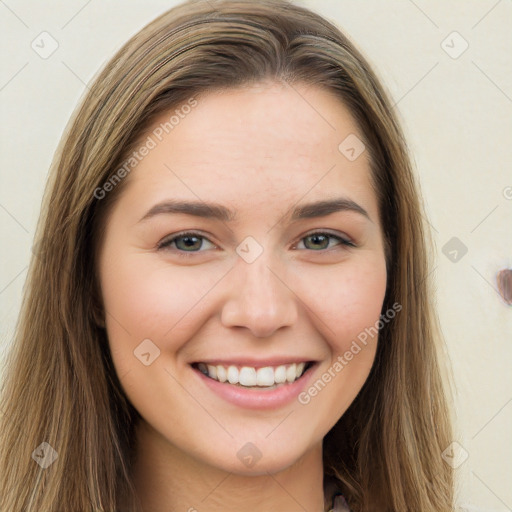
[220, 254, 298, 338]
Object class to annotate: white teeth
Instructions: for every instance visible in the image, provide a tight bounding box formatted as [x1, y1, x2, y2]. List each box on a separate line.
[256, 367, 274, 386]
[196, 362, 309, 387]
[207, 365, 217, 380]
[216, 365, 227, 382]
[286, 363, 297, 382]
[274, 365, 287, 384]
[227, 365, 239, 384]
[239, 367, 257, 386]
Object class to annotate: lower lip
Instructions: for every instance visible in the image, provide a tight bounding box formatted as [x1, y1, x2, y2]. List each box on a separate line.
[192, 364, 316, 410]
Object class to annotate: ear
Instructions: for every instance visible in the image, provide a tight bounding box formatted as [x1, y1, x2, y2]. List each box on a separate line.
[91, 298, 106, 329]
[90, 280, 106, 329]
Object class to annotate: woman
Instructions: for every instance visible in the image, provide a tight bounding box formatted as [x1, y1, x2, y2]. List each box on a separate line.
[0, 0, 455, 510]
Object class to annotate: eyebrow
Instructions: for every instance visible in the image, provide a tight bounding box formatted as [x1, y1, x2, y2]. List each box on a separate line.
[138, 197, 372, 224]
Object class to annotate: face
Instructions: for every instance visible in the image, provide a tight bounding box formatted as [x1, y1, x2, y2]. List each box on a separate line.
[98, 81, 387, 475]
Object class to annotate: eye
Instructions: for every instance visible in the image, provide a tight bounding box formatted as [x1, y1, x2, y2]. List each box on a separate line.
[294, 231, 355, 251]
[157, 230, 355, 257]
[157, 231, 216, 255]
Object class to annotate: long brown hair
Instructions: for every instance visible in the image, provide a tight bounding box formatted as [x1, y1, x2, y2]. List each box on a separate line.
[0, 0, 455, 510]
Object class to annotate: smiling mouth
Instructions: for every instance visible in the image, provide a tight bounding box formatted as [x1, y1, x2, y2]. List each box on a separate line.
[191, 361, 315, 388]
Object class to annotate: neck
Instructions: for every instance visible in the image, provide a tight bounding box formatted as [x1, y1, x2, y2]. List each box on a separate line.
[130, 421, 326, 512]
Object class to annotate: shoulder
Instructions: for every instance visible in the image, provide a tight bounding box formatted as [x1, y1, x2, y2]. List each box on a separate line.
[332, 493, 351, 512]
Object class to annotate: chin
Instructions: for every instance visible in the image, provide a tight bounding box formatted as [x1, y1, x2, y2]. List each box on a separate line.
[196, 436, 318, 477]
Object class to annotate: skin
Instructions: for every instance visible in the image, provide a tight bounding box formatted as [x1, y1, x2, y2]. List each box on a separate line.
[98, 80, 388, 512]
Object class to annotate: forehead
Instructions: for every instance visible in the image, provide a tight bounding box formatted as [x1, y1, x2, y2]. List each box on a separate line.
[117, 81, 378, 224]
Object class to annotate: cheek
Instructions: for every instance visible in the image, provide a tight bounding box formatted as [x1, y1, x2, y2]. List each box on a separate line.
[294, 258, 387, 422]
[292, 255, 388, 354]
[99, 252, 229, 356]
[101, 246, 387, 361]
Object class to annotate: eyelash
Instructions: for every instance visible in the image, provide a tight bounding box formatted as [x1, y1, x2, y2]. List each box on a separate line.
[157, 230, 356, 257]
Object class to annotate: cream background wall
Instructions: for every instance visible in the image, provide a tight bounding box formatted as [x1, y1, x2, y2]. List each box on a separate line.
[1, 1, 511, 510]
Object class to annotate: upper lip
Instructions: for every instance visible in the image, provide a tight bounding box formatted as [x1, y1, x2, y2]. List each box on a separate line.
[191, 358, 315, 369]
